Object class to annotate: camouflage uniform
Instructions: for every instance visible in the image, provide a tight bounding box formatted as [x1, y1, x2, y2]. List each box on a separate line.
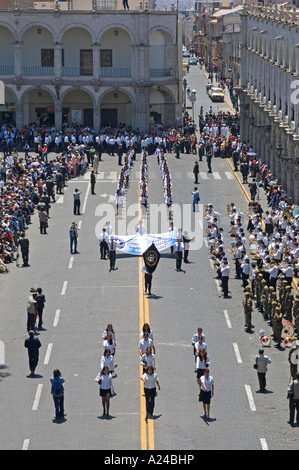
[243, 292, 253, 331]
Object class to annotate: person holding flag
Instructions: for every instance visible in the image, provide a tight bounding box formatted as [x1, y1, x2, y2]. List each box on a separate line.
[142, 243, 161, 295]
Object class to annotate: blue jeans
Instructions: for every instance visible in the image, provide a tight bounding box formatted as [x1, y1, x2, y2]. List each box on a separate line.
[53, 395, 64, 419]
[70, 237, 77, 253]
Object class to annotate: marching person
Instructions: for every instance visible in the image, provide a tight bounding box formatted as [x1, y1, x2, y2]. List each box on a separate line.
[142, 263, 153, 295]
[95, 366, 115, 417]
[141, 366, 160, 420]
[198, 368, 214, 420]
[140, 346, 156, 374]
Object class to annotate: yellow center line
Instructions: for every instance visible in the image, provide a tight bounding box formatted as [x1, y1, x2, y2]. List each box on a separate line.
[138, 183, 155, 450]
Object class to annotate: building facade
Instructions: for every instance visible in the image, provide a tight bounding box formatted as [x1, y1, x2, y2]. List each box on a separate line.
[0, 0, 181, 131]
[237, 2, 299, 203]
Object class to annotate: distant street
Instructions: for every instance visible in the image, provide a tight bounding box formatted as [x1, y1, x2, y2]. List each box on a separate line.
[0, 64, 297, 452]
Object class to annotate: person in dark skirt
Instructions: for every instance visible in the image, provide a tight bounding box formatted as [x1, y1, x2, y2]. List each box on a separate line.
[198, 368, 214, 420]
[95, 366, 115, 416]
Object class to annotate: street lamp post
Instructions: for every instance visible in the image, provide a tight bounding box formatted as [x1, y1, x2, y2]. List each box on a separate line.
[189, 89, 197, 122]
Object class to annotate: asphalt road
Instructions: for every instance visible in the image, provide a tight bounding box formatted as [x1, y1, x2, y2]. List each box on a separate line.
[0, 65, 298, 452]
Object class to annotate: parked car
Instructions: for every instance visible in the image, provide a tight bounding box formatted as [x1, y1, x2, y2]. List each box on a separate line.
[208, 87, 225, 102]
[182, 58, 189, 67]
[189, 58, 197, 65]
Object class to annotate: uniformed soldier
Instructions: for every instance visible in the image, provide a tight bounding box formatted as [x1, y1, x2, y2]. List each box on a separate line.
[255, 273, 264, 309]
[274, 306, 283, 348]
[279, 279, 288, 309]
[243, 291, 253, 332]
[261, 279, 269, 319]
[284, 285, 294, 322]
[56, 170, 63, 194]
[18, 232, 30, 267]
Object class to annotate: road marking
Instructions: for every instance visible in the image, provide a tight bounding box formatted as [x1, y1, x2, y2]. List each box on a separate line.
[61, 281, 68, 296]
[81, 182, 91, 214]
[260, 438, 268, 450]
[69, 256, 74, 269]
[200, 172, 209, 180]
[22, 439, 30, 450]
[213, 171, 221, 179]
[32, 384, 43, 411]
[233, 343, 242, 363]
[223, 310, 232, 328]
[225, 171, 234, 179]
[53, 309, 61, 327]
[44, 343, 53, 365]
[138, 182, 154, 451]
[78, 220, 82, 230]
[245, 384, 256, 411]
[56, 195, 64, 203]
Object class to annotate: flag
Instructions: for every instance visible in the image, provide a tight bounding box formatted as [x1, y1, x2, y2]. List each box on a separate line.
[143, 243, 161, 274]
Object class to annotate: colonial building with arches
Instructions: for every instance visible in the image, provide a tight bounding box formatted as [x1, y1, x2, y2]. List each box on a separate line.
[237, 2, 299, 203]
[0, 1, 181, 132]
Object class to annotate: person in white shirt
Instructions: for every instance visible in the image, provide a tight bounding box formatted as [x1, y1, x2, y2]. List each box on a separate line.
[99, 228, 109, 259]
[141, 366, 160, 420]
[139, 332, 155, 356]
[140, 346, 156, 373]
[220, 261, 230, 297]
[199, 368, 214, 420]
[95, 366, 115, 416]
[101, 348, 115, 374]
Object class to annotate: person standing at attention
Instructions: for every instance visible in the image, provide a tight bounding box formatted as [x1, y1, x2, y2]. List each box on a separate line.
[90, 170, 96, 195]
[24, 330, 41, 377]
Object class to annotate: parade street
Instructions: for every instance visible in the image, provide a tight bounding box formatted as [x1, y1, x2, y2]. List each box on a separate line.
[0, 65, 297, 452]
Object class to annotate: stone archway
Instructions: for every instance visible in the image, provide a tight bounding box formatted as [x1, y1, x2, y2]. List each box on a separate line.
[100, 89, 132, 128]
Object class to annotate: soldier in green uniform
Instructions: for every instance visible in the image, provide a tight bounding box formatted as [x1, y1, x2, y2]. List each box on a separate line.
[243, 291, 253, 332]
[18, 232, 30, 267]
[279, 279, 288, 311]
[270, 299, 278, 332]
[274, 306, 283, 348]
[260, 279, 268, 317]
[284, 285, 294, 322]
[255, 273, 264, 309]
[40, 191, 50, 216]
[55, 170, 63, 195]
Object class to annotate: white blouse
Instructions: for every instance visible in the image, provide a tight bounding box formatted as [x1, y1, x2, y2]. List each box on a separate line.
[95, 372, 114, 391]
[142, 372, 158, 389]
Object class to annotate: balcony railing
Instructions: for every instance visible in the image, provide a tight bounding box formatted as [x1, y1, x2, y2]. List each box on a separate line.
[0, 66, 15, 75]
[99, 67, 131, 77]
[149, 68, 171, 77]
[62, 67, 93, 76]
[23, 66, 54, 75]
